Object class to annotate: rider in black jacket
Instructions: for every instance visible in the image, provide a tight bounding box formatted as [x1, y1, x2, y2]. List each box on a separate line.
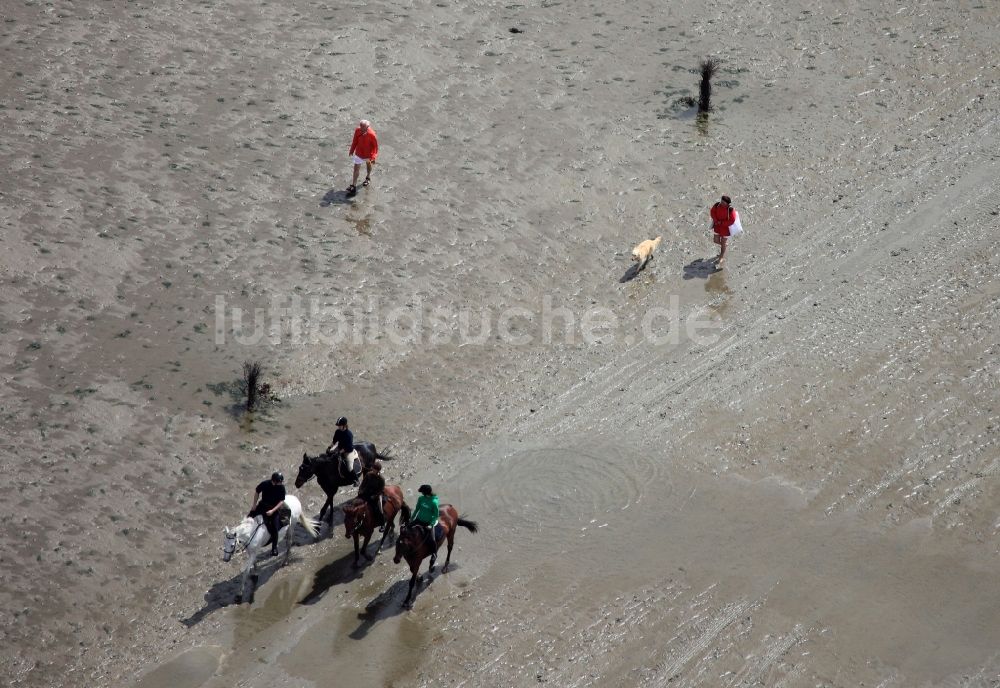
[357, 461, 386, 530]
[248, 472, 286, 556]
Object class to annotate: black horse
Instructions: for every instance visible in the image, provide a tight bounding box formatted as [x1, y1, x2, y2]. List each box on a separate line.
[294, 442, 393, 525]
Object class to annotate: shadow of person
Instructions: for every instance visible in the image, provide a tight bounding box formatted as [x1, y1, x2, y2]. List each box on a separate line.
[682, 257, 721, 280]
[705, 269, 732, 295]
[319, 188, 356, 207]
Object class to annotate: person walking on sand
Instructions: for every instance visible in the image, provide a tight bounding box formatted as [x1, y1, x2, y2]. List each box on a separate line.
[710, 194, 740, 267]
[347, 119, 378, 194]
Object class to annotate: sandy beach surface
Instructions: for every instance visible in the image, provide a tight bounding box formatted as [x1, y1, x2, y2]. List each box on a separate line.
[2, 0, 999, 686]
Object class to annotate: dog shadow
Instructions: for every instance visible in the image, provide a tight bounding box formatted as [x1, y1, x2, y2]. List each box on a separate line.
[683, 257, 721, 280]
[619, 261, 648, 283]
[319, 188, 356, 207]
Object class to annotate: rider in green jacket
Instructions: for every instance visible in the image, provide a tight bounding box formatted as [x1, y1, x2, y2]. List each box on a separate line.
[410, 484, 440, 564]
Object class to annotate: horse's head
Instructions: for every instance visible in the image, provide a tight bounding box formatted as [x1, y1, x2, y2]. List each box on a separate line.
[222, 526, 237, 562]
[393, 525, 419, 564]
[222, 518, 255, 562]
[295, 453, 315, 489]
[342, 499, 365, 539]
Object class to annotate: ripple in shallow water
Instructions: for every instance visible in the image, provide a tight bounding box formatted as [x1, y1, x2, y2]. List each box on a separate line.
[473, 446, 670, 538]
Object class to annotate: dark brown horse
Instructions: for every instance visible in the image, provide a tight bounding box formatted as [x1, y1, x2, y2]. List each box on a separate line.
[393, 505, 478, 607]
[342, 485, 410, 567]
[294, 441, 392, 525]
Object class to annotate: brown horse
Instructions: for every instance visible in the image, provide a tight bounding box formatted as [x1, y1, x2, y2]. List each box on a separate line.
[393, 505, 478, 607]
[342, 485, 410, 567]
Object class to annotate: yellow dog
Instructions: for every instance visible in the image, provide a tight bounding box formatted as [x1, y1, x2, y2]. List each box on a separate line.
[631, 236, 662, 269]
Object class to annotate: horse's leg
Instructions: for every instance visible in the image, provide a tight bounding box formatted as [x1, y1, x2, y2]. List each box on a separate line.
[237, 551, 255, 604]
[282, 526, 293, 566]
[403, 569, 418, 607]
[361, 531, 374, 562]
[323, 494, 334, 526]
[352, 533, 361, 567]
[443, 529, 457, 572]
[376, 520, 392, 553]
[377, 502, 397, 553]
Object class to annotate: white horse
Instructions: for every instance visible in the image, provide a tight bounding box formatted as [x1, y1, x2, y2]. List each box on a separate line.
[221, 494, 318, 604]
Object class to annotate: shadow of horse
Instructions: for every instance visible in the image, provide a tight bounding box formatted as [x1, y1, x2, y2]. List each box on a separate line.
[347, 563, 464, 639]
[320, 188, 356, 207]
[181, 543, 312, 626]
[299, 550, 368, 605]
[683, 257, 721, 280]
[179, 576, 240, 627]
[348, 579, 414, 639]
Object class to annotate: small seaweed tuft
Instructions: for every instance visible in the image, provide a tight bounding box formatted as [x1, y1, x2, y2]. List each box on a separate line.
[242, 360, 263, 411]
[698, 58, 719, 113]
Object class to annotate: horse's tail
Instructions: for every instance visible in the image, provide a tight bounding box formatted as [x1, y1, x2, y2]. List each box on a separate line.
[299, 511, 319, 539]
[456, 517, 478, 534]
[286, 495, 319, 538]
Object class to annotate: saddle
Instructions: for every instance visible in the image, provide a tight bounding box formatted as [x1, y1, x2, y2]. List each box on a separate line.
[254, 508, 290, 528]
[325, 450, 360, 480]
[416, 522, 444, 546]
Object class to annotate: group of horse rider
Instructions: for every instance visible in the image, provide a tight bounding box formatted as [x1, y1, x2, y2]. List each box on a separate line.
[247, 416, 440, 558]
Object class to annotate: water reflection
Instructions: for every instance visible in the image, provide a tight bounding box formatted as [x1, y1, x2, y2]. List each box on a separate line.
[349, 214, 373, 237]
[705, 269, 733, 316]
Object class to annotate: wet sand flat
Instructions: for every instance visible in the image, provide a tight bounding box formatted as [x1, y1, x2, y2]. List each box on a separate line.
[2, 0, 999, 686]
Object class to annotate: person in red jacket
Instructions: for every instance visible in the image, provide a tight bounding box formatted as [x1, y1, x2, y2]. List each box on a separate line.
[347, 119, 379, 194]
[710, 195, 736, 267]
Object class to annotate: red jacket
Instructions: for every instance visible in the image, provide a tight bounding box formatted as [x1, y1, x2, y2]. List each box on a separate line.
[349, 127, 379, 161]
[710, 202, 735, 236]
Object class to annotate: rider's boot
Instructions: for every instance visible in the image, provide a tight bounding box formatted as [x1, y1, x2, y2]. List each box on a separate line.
[428, 526, 439, 569]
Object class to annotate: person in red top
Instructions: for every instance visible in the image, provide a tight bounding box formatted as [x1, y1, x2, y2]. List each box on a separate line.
[709, 194, 736, 267]
[347, 119, 379, 194]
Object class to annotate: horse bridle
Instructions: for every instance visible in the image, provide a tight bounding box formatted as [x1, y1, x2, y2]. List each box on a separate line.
[223, 520, 265, 559]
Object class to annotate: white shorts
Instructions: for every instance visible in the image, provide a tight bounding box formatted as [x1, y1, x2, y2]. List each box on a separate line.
[352, 155, 370, 165]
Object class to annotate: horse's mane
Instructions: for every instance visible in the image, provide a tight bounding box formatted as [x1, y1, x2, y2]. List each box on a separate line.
[235, 516, 258, 538]
[307, 451, 339, 466]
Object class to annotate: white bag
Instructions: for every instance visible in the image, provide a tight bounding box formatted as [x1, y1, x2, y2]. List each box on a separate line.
[728, 210, 744, 236]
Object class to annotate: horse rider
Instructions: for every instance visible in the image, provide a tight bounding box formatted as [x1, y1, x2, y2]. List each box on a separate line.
[248, 471, 286, 556]
[409, 484, 440, 565]
[357, 460, 386, 531]
[326, 416, 360, 484]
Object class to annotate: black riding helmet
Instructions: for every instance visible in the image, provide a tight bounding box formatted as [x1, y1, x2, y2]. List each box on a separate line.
[271, 471, 284, 483]
[418, 484, 433, 496]
[336, 416, 348, 426]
